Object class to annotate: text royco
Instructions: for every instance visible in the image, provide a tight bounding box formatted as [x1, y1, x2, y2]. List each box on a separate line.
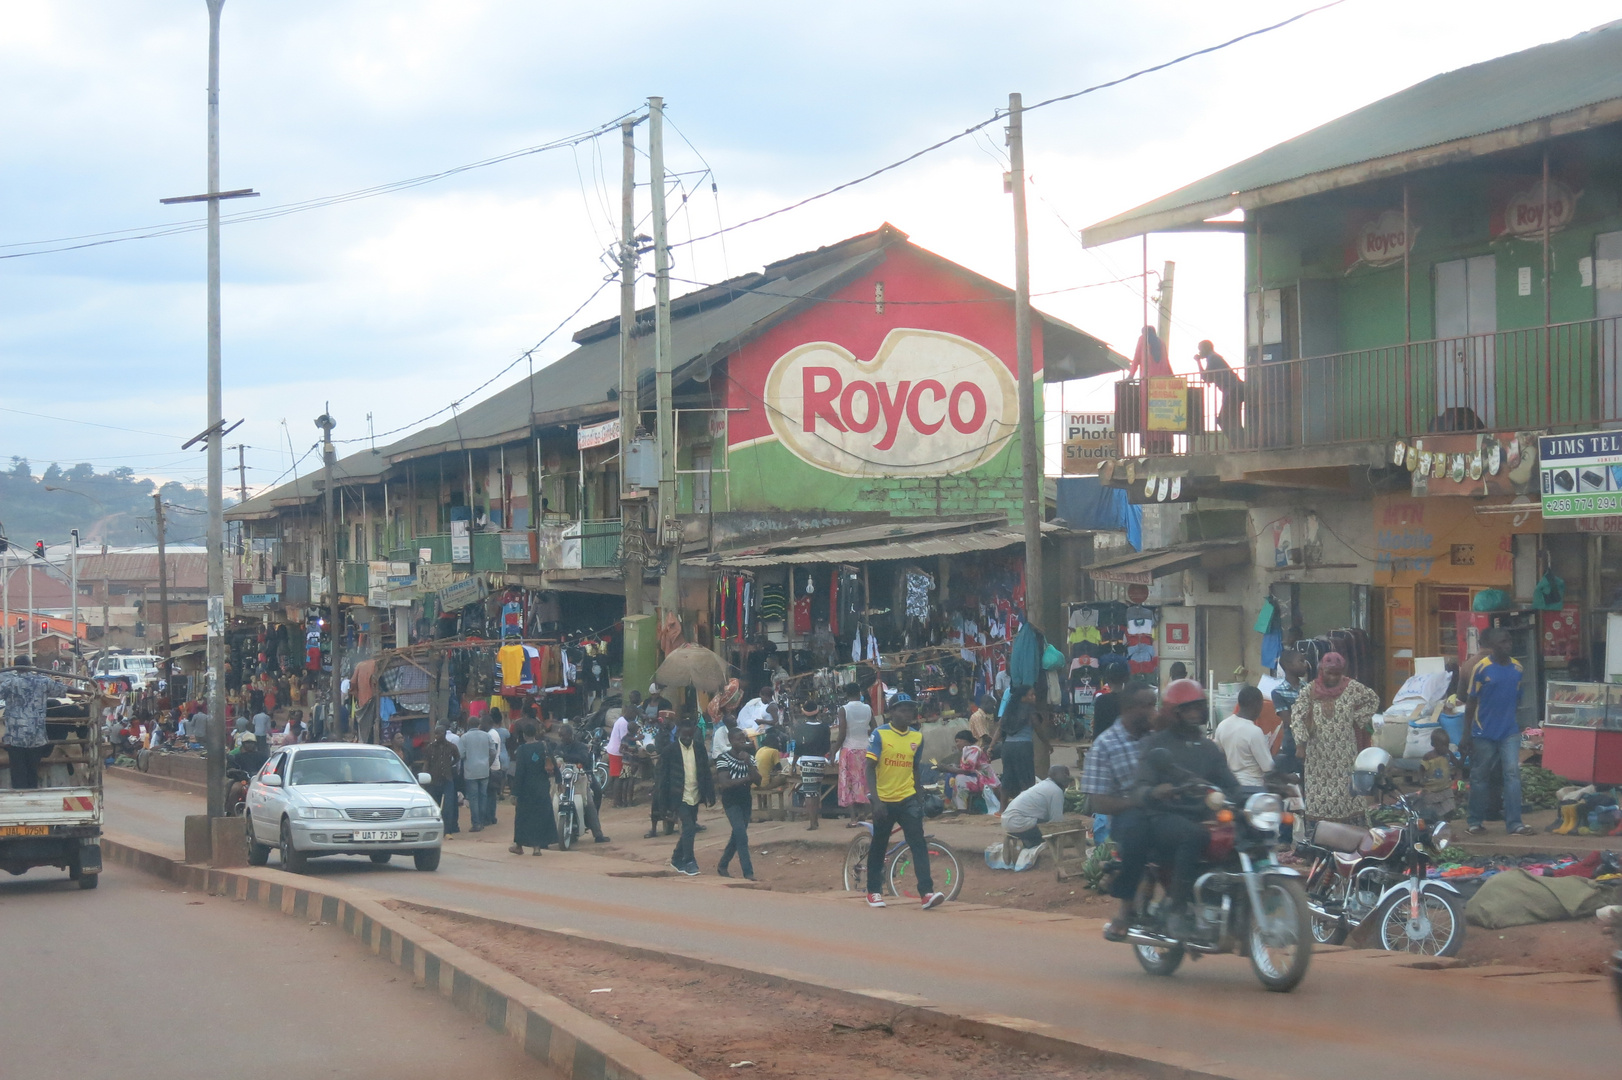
[761, 328, 1019, 477]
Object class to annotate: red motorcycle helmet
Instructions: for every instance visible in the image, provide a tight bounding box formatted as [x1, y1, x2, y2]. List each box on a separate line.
[1162, 678, 1207, 707]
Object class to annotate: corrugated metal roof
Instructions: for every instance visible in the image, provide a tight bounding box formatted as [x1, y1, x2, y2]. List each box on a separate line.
[1083, 22, 1622, 246]
[1085, 540, 1247, 584]
[77, 553, 209, 589]
[229, 226, 1126, 521]
[703, 516, 1063, 567]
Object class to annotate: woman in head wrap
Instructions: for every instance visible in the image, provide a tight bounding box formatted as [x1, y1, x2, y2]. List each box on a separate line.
[1288, 652, 1381, 822]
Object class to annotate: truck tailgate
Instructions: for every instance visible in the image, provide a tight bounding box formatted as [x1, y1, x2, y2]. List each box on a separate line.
[0, 788, 101, 828]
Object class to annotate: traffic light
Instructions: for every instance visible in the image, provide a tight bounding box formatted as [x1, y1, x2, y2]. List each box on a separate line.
[39, 620, 48, 636]
[33, 540, 45, 559]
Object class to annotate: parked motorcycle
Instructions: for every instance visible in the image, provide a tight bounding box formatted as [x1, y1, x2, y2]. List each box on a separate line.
[586, 729, 610, 801]
[1297, 747, 1465, 957]
[554, 762, 587, 850]
[1111, 749, 1314, 993]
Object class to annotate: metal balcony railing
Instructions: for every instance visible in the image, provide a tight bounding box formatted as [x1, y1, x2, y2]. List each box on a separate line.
[1116, 314, 1622, 458]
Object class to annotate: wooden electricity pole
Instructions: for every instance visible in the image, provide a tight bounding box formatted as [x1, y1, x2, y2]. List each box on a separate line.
[1008, 93, 1045, 640]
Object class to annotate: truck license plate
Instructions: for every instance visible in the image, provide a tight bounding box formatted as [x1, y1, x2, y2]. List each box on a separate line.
[353, 830, 401, 842]
[0, 825, 50, 837]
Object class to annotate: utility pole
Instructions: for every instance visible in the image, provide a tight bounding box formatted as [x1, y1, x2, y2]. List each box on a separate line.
[1007, 92, 1045, 642]
[69, 529, 79, 673]
[649, 97, 679, 624]
[158, 0, 257, 818]
[1156, 261, 1176, 358]
[317, 410, 342, 738]
[232, 443, 247, 503]
[153, 494, 173, 694]
[619, 116, 644, 620]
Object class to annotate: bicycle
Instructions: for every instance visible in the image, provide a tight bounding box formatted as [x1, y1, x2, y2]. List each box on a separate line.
[841, 818, 963, 901]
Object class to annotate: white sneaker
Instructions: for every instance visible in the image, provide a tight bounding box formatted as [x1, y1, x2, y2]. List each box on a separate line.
[866, 893, 886, 907]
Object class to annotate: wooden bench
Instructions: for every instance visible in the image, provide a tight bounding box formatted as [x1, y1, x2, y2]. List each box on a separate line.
[755, 785, 789, 820]
[1040, 820, 1092, 882]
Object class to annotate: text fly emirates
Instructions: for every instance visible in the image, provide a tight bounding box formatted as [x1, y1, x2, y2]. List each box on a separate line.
[801, 367, 991, 451]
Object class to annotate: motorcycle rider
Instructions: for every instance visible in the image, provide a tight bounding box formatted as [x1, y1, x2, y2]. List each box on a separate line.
[229, 732, 268, 776]
[1105, 679, 1241, 941]
[551, 723, 612, 844]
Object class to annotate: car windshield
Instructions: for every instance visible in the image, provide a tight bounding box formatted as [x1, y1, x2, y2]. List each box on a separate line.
[288, 750, 416, 786]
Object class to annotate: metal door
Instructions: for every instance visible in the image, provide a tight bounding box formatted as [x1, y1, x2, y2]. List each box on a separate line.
[1597, 231, 1622, 417]
[1434, 256, 1497, 426]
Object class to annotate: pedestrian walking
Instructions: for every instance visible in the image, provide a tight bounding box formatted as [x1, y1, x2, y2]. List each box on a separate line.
[714, 726, 761, 879]
[509, 721, 559, 855]
[657, 714, 714, 875]
[460, 717, 498, 832]
[864, 699, 945, 910]
[422, 725, 460, 833]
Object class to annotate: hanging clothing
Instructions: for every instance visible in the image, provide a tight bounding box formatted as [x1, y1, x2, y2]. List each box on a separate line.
[497, 644, 527, 688]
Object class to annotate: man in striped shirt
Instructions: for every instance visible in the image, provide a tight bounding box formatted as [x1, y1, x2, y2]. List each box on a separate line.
[1079, 680, 1154, 843]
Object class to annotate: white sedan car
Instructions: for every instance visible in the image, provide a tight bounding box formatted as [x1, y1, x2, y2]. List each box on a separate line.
[244, 743, 442, 872]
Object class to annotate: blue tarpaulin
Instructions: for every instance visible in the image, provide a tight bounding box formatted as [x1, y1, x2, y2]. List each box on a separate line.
[1055, 477, 1141, 551]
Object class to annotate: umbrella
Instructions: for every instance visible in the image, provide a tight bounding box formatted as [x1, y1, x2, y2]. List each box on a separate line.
[655, 644, 727, 694]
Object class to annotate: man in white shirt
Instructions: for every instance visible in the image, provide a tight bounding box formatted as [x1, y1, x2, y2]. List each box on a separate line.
[1002, 766, 1072, 849]
[1214, 685, 1274, 788]
[252, 709, 272, 739]
[459, 719, 498, 832]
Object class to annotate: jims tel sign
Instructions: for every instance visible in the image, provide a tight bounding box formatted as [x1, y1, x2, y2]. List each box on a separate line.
[761, 328, 1018, 477]
[1541, 431, 1622, 518]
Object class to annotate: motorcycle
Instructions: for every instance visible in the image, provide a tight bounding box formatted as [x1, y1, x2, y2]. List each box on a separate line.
[1297, 748, 1465, 957]
[586, 728, 610, 801]
[225, 768, 251, 817]
[554, 762, 587, 850]
[1112, 748, 1314, 993]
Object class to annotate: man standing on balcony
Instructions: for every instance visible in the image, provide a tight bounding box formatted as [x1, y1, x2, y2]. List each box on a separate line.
[1195, 339, 1244, 440]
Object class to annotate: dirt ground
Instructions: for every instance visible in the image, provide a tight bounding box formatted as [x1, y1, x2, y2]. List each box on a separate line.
[391, 903, 1133, 1080]
[1453, 917, 1615, 974]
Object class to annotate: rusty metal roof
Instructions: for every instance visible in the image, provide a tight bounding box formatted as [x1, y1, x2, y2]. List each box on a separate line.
[702, 515, 1065, 567]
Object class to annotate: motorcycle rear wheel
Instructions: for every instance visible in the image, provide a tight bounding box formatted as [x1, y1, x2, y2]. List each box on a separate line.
[558, 805, 576, 850]
[1249, 877, 1313, 993]
[1310, 911, 1349, 946]
[1133, 881, 1185, 977]
[1373, 888, 1465, 957]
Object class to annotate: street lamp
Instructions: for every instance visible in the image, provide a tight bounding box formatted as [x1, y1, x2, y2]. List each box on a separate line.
[159, 0, 258, 820]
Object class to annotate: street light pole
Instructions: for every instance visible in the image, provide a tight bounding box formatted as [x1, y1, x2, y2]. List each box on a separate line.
[159, 0, 258, 818]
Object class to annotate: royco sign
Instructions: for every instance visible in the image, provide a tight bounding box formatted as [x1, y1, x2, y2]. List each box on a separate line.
[1063, 411, 1116, 474]
[761, 328, 1017, 477]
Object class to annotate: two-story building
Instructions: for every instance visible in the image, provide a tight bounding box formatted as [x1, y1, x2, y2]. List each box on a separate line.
[1082, 23, 1622, 707]
[227, 225, 1126, 699]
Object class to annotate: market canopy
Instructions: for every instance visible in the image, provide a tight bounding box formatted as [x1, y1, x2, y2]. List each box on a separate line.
[1085, 540, 1248, 585]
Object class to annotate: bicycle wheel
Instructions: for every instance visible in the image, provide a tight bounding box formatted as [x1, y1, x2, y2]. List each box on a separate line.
[889, 840, 962, 901]
[842, 833, 871, 893]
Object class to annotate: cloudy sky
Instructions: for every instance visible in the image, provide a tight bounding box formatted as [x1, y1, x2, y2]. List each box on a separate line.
[3, 0, 1618, 493]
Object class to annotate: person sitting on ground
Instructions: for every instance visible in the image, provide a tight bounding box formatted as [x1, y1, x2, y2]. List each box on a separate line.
[1000, 765, 1073, 852]
[1214, 685, 1274, 789]
[939, 729, 999, 813]
[1420, 726, 1461, 820]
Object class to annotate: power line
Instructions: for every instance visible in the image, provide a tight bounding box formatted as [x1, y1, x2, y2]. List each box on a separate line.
[670, 0, 1346, 250]
[0, 109, 645, 261]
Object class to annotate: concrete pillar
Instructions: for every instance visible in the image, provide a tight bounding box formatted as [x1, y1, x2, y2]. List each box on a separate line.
[183, 815, 212, 864]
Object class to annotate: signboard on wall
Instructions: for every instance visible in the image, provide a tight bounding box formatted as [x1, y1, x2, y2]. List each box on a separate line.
[577, 417, 619, 449]
[1146, 377, 1187, 431]
[1348, 209, 1414, 268]
[1062, 412, 1117, 473]
[450, 519, 471, 563]
[1540, 431, 1622, 518]
[760, 328, 1019, 477]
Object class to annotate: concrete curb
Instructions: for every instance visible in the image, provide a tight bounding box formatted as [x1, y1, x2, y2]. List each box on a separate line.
[102, 834, 701, 1080]
[108, 765, 207, 795]
[384, 897, 1257, 1080]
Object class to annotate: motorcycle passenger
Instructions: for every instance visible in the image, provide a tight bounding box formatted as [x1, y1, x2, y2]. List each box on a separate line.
[551, 723, 612, 844]
[1105, 679, 1241, 941]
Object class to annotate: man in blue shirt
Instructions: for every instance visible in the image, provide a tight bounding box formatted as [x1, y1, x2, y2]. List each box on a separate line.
[1463, 630, 1531, 836]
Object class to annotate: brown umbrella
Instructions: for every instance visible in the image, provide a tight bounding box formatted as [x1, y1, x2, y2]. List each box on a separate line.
[655, 644, 728, 694]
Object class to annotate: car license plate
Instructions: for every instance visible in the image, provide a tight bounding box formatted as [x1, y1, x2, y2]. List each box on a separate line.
[353, 830, 401, 842]
[0, 824, 50, 837]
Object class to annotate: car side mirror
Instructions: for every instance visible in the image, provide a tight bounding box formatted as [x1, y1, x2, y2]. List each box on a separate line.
[261, 774, 283, 788]
[417, 772, 432, 786]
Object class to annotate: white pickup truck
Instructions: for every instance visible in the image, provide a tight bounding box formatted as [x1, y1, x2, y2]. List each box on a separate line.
[0, 677, 104, 889]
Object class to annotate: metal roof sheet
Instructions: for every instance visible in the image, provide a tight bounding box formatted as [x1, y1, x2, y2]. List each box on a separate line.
[229, 227, 1125, 521]
[1083, 22, 1622, 246]
[703, 516, 1064, 567]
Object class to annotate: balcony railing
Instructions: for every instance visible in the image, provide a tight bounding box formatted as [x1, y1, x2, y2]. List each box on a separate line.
[1117, 314, 1622, 458]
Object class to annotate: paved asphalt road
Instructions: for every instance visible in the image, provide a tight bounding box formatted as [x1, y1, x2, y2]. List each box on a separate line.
[0, 859, 541, 1080]
[100, 774, 1617, 1080]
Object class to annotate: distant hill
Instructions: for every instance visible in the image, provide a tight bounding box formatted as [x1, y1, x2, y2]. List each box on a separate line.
[0, 458, 215, 549]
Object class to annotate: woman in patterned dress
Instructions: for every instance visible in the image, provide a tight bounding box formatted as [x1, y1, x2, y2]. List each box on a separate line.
[1289, 652, 1380, 822]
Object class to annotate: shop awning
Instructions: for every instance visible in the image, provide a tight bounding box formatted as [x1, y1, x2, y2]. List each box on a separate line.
[1086, 540, 1248, 585]
[703, 516, 1065, 568]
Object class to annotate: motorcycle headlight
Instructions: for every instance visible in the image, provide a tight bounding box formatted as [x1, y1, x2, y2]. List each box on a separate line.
[1431, 821, 1451, 851]
[1205, 789, 1229, 812]
[297, 806, 343, 820]
[406, 805, 437, 819]
[1244, 792, 1283, 833]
